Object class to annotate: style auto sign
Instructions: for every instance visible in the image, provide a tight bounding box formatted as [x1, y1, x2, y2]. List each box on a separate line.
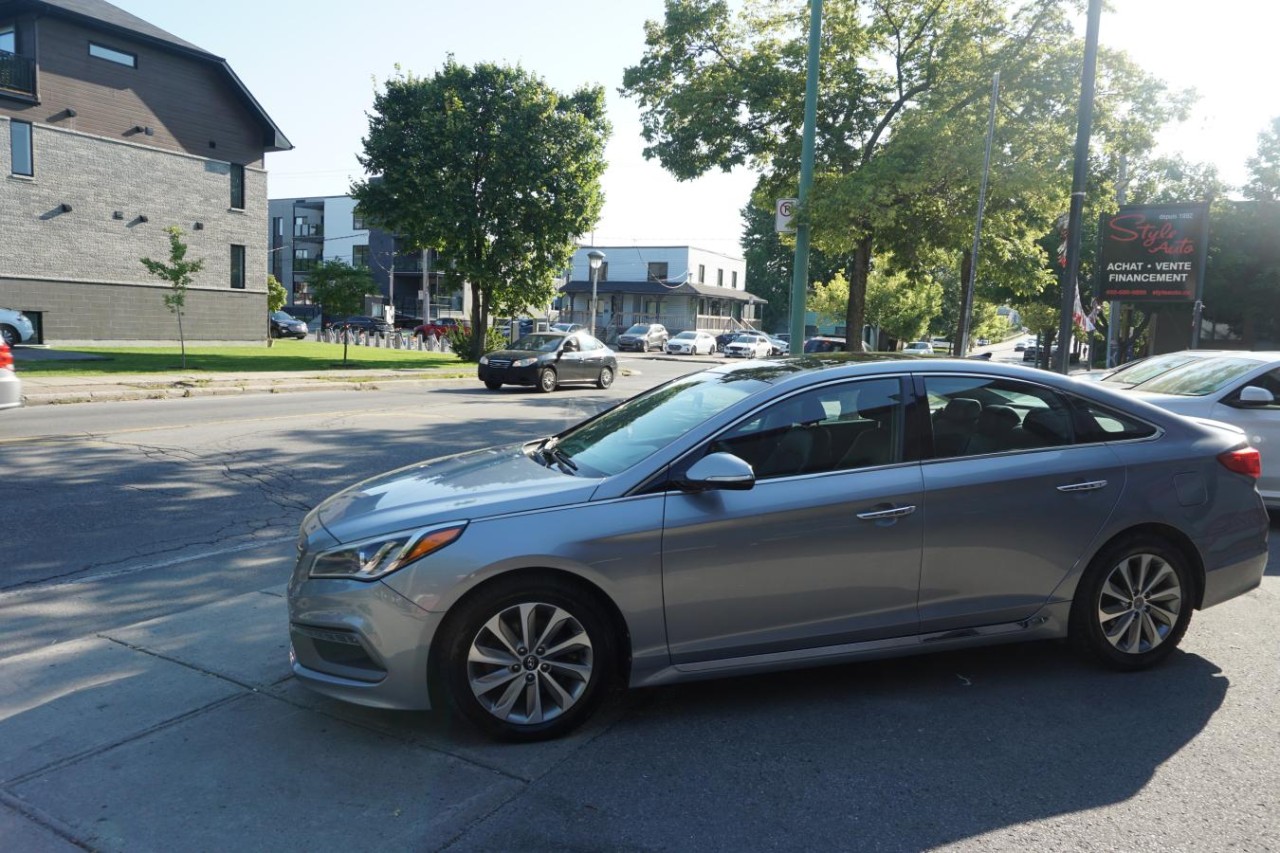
[1098, 203, 1208, 302]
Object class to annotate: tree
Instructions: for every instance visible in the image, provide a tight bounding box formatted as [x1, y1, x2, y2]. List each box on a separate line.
[865, 266, 942, 346]
[308, 260, 375, 364]
[140, 225, 204, 369]
[352, 60, 610, 360]
[267, 275, 286, 313]
[1244, 116, 1280, 202]
[622, 0, 1190, 352]
[806, 274, 848, 329]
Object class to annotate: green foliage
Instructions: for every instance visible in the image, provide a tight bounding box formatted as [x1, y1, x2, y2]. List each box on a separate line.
[1244, 116, 1280, 202]
[353, 59, 611, 360]
[741, 193, 847, 331]
[446, 325, 509, 363]
[864, 267, 942, 345]
[140, 225, 204, 368]
[806, 274, 848, 327]
[307, 260, 375, 318]
[266, 275, 287, 313]
[1201, 200, 1280, 345]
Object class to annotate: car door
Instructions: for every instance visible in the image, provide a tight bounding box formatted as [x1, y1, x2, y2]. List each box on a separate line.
[916, 374, 1125, 632]
[577, 336, 608, 380]
[661, 376, 924, 664]
[556, 339, 588, 381]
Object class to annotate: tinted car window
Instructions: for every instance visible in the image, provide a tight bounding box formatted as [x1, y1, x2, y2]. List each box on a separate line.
[712, 378, 904, 478]
[924, 375, 1073, 457]
[510, 334, 567, 352]
[1069, 397, 1159, 442]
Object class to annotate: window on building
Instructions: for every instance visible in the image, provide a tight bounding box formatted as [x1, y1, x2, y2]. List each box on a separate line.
[273, 217, 283, 238]
[294, 216, 306, 236]
[0, 25, 16, 54]
[230, 164, 245, 209]
[353, 211, 366, 230]
[648, 262, 668, 282]
[353, 245, 370, 267]
[89, 42, 136, 67]
[9, 119, 32, 176]
[732, 271, 738, 289]
[698, 264, 705, 283]
[230, 245, 246, 289]
[717, 269, 724, 287]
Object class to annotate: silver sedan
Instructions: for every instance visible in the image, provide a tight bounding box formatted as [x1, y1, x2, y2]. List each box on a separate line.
[288, 358, 1268, 741]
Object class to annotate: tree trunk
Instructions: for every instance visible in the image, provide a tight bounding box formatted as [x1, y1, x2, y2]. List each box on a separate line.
[844, 235, 872, 352]
[176, 310, 187, 369]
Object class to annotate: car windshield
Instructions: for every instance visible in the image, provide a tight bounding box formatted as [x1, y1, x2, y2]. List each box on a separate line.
[732, 335, 758, 343]
[272, 311, 296, 321]
[672, 331, 697, 340]
[624, 325, 651, 335]
[508, 334, 565, 352]
[1102, 353, 1206, 387]
[1135, 357, 1262, 396]
[552, 369, 773, 476]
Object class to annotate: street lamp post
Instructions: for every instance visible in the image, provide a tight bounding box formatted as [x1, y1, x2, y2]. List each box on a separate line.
[588, 249, 605, 338]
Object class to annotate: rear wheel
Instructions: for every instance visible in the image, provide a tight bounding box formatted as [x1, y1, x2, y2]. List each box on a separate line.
[1070, 534, 1193, 671]
[433, 576, 617, 741]
[538, 367, 558, 393]
[597, 366, 614, 389]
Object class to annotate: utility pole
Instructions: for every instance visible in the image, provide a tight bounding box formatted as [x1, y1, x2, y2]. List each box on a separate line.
[1056, 0, 1103, 375]
[788, 0, 823, 349]
[957, 72, 999, 358]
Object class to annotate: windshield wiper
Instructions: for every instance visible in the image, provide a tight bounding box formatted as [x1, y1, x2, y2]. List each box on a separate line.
[538, 438, 578, 474]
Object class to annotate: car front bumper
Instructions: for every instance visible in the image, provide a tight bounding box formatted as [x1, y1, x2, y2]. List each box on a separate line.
[477, 363, 540, 387]
[288, 575, 442, 710]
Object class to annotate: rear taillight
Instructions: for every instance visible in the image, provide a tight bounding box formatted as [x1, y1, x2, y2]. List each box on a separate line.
[1218, 447, 1262, 480]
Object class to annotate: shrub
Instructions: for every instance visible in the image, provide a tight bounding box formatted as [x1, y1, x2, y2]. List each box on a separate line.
[446, 325, 508, 361]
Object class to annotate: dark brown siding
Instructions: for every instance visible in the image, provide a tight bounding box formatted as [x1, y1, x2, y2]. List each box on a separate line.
[0, 16, 266, 166]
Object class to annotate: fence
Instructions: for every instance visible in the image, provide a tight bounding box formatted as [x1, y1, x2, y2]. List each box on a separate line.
[316, 327, 452, 353]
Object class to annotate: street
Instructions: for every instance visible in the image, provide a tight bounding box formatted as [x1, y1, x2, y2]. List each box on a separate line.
[1, 353, 1277, 851]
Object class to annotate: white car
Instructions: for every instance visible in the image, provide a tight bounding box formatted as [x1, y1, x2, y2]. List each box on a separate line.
[766, 335, 790, 355]
[723, 333, 772, 359]
[0, 307, 36, 347]
[903, 341, 934, 355]
[665, 330, 717, 355]
[1113, 351, 1280, 508]
[0, 342, 21, 410]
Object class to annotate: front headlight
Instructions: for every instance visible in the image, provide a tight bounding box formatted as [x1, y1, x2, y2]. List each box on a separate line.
[512, 357, 537, 367]
[479, 355, 489, 365]
[308, 523, 466, 581]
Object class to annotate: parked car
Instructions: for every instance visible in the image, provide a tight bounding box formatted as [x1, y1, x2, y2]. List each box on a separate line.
[723, 333, 773, 359]
[1107, 351, 1280, 508]
[904, 341, 934, 355]
[269, 310, 308, 339]
[930, 337, 952, 354]
[976, 337, 991, 347]
[0, 307, 36, 347]
[803, 336, 847, 354]
[288, 357, 1268, 741]
[331, 315, 393, 335]
[766, 335, 790, 355]
[394, 312, 423, 330]
[498, 318, 536, 339]
[551, 323, 585, 334]
[477, 331, 617, 392]
[0, 341, 21, 410]
[414, 317, 467, 339]
[715, 329, 745, 351]
[616, 323, 669, 352]
[1022, 345, 1041, 362]
[1089, 350, 1225, 388]
[665, 330, 717, 355]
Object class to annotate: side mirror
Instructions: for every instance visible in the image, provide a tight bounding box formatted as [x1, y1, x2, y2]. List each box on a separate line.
[675, 452, 756, 492]
[1232, 385, 1275, 408]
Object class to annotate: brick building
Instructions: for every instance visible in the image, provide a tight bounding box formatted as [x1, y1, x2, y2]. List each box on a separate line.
[0, 0, 289, 343]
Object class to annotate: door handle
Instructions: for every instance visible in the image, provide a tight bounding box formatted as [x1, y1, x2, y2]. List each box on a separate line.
[856, 505, 917, 520]
[1056, 480, 1108, 493]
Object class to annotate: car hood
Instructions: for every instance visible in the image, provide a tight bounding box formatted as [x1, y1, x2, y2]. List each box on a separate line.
[313, 444, 600, 542]
[485, 348, 550, 361]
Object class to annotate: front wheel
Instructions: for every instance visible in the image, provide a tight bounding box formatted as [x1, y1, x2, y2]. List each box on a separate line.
[597, 366, 614, 389]
[433, 576, 617, 741]
[484, 380, 503, 390]
[1070, 534, 1193, 671]
[538, 367, 558, 393]
[0, 325, 18, 347]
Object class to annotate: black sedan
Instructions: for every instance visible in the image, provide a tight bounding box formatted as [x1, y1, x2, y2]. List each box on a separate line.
[478, 331, 617, 392]
[330, 315, 393, 335]
[269, 310, 308, 339]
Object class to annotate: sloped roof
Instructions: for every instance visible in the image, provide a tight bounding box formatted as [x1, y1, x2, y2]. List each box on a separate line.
[15, 0, 291, 151]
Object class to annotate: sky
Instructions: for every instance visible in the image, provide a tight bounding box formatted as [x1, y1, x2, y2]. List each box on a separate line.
[109, 0, 1280, 259]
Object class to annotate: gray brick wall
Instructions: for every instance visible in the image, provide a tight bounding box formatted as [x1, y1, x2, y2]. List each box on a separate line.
[0, 118, 269, 342]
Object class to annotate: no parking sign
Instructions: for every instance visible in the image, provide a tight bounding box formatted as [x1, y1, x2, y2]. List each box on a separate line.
[775, 198, 798, 233]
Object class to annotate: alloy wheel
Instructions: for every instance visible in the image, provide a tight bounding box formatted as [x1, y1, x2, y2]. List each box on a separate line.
[1096, 552, 1182, 654]
[466, 602, 594, 725]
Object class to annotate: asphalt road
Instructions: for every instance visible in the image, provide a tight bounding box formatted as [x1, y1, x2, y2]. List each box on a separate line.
[1, 352, 1277, 851]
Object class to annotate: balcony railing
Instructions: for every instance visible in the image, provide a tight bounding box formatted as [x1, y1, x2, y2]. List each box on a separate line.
[0, 50, 36, 96]
[292, 257, 322, 272]
[293, 224, 323, 238]
[393, 257, 423, 272]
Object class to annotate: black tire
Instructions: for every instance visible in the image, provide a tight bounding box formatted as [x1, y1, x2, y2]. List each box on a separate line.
[1069, 533, 1193, 671]
[538, 367, 558, 393]
[0, 325, 18, 347]
[484, 380, 503, 390]
[597, 366, 614, 389]
[433, 575, 617, 741]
